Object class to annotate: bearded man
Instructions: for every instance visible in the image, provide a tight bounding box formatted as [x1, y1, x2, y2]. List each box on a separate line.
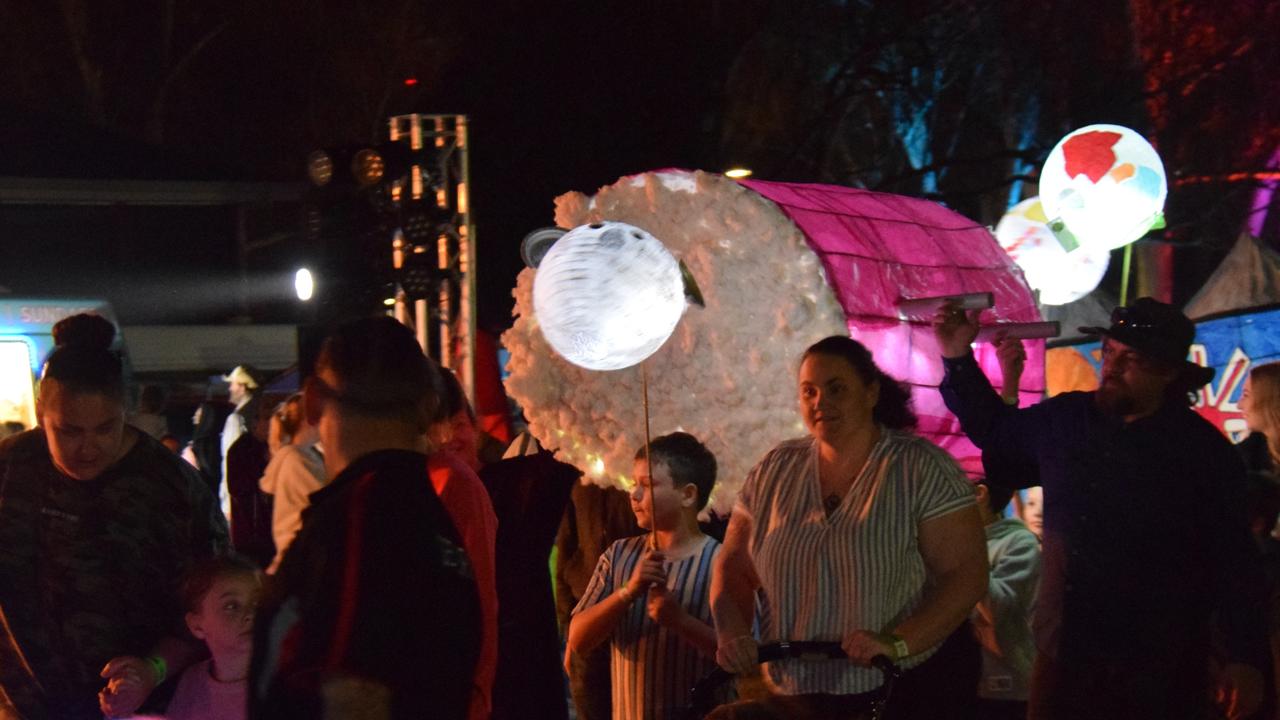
[935, 297, 1268, 720]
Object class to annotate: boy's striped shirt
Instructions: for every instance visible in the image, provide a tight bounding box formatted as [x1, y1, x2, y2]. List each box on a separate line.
[573, 533, 721, 720]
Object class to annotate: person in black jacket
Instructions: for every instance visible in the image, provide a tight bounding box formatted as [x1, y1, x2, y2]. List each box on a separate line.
[249, 317, 480, 720]
[937, 297, 1270, 720]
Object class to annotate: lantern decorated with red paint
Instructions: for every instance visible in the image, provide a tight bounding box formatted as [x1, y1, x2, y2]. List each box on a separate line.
[1038, 124, 1167, 252]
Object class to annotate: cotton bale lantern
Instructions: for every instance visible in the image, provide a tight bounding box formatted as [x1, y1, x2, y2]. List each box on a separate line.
[504, 170, 1044, 513]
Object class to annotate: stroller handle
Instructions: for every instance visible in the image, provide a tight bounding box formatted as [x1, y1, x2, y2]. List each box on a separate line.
[686, 641, 902, 718]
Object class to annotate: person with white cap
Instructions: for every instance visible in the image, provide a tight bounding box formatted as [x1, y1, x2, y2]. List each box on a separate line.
[219, 365, 263, 521]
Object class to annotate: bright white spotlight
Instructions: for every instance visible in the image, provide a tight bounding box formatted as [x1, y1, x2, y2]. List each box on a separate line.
[294, 268, 315, 301]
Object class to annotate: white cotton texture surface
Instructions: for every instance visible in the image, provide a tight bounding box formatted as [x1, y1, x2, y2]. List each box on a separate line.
[502, 170, 847, 515]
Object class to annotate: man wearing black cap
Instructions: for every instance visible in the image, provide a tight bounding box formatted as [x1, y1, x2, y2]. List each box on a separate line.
[935, 297, 1269, 720]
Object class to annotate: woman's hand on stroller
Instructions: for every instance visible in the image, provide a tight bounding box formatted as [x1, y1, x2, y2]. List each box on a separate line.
[841, 630, 897, 667]
[715, 632, 758, 674]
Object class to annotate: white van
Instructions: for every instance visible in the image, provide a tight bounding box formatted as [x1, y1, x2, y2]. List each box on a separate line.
[0, 298, 120, 431]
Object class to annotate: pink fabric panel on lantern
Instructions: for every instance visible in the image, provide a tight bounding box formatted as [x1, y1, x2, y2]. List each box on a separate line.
[740, 179, 1046, 477]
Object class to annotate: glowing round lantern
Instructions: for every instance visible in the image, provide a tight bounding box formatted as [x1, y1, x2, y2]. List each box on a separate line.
[533, 221, 686, 371]
[996, 197, 1110, 306]
[1038, 124, 1167, 251]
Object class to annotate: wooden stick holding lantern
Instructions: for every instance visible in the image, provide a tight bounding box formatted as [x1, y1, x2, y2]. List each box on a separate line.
[523, 221, 704, 553]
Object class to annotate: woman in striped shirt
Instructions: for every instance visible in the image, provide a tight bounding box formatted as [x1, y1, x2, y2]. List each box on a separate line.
[710, 335, 988, 719]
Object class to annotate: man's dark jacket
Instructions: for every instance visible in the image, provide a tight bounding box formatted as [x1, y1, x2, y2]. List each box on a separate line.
[942, 354, 1269, 719]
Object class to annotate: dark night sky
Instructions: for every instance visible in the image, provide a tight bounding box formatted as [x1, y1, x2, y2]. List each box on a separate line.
[0, 2, 753, 327]
[0, 1, 1276, 327]
[433, 3, 752, 329]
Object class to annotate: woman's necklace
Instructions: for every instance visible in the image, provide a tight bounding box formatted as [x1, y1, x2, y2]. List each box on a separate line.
[822, 493, 842, 515]
[818, 427, 882, 517]
[820, 462, 856, 517]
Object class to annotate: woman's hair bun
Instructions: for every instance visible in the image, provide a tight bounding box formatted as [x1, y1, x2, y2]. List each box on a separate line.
[51, 313, 116, 351]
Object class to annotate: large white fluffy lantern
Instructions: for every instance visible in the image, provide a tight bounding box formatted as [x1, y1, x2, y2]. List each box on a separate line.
[532, 221, 686, 371]
[995, 197, 1111, 305]
[1039, 124, 1167, 252]
[504, 170, 1045, 515]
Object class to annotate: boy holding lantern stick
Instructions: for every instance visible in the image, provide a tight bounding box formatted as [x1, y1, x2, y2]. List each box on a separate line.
[567, 432, 722, 720]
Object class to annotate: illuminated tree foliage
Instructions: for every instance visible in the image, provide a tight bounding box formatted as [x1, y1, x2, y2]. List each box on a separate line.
[715, 0, 1280, 300]
[0, 0, 461, 177]
[1129, 0, 1280, 245]
[719, 0, 1142, 219]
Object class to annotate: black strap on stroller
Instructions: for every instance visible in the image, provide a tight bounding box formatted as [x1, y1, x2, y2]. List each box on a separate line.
[684, 641, 902, 720]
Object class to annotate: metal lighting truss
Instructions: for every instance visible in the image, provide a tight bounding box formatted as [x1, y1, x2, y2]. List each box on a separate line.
[386, 113, 476, 405]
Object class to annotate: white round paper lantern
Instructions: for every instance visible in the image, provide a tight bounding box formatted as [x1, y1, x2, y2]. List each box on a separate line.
[1039, 124, 1167, 251]
[532, 221, 686, 371]
[996, 197, 1110, 305]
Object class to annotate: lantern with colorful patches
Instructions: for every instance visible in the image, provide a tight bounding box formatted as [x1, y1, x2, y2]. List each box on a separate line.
[995, 197, 1111, 305]
[1038, 124, 1167, 251]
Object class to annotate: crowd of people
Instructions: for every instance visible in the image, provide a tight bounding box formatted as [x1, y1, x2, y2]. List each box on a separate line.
[0, 296, 1274, 720]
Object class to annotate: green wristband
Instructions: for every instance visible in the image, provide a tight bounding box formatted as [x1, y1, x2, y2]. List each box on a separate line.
[145, 655, 167, 685]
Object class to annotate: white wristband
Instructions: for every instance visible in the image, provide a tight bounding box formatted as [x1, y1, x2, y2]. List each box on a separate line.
[889, 634, 909, 660]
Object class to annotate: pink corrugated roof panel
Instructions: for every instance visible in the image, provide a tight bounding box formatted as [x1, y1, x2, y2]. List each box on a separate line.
[741, 178, 1046, 476]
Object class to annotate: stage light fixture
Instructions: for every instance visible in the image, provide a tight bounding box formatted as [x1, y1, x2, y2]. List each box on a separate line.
[400, 200, 455, 245]
[352, 149, 386, 187]
[397, 260, 441, 300]
[307, 150, 334, 187]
